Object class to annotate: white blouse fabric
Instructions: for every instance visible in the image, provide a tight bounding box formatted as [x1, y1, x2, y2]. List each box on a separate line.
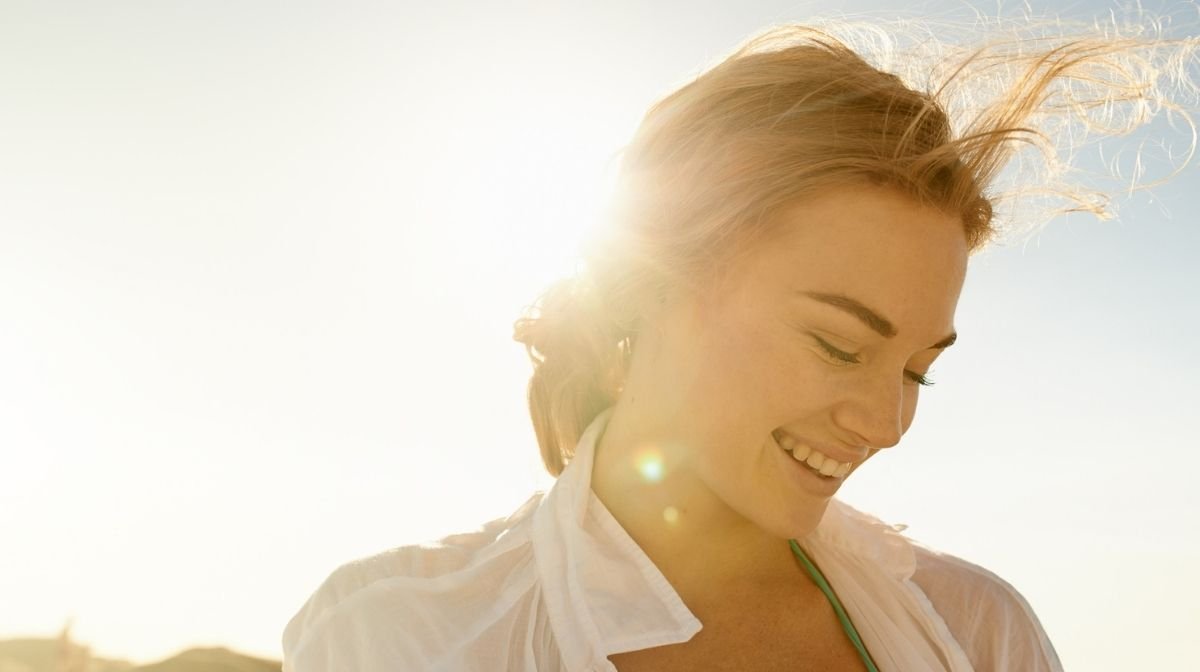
[283, 409, 1063, 671]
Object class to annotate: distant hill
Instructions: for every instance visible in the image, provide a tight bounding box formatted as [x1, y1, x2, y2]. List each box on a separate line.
[0, 639, 280, 672]
[130, 647, 279, 672]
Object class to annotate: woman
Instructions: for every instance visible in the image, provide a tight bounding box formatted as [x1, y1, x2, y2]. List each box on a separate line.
[282, 21, 1193, 671]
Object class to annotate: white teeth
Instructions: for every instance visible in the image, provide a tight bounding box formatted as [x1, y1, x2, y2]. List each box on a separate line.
[777, 432, 853, 478]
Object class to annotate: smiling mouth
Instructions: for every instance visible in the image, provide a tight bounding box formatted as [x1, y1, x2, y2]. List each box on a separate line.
[772, 430, 853, 480]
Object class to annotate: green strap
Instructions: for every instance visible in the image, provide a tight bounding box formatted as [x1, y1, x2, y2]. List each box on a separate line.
[788, 539, 880, 672]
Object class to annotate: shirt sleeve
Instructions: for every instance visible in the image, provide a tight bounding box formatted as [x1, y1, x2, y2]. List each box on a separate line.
[910, 548, 1063, 672]
[281, 497, 547, 671]
[281, 555, 407, 672]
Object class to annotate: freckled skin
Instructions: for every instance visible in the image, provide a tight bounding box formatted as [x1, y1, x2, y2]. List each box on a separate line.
[592, 184, 969, 591]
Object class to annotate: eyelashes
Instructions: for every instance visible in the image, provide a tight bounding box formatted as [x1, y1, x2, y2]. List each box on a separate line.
[812, 335, 859, 364]
[907, 370, 936, 387]
[810, 334, 936, 387]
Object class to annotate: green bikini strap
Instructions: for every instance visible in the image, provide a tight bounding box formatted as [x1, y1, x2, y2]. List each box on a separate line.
[788, 538, 880, 672]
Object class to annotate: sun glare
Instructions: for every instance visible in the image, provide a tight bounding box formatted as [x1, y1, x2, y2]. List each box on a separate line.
[635, 448, 665, 482]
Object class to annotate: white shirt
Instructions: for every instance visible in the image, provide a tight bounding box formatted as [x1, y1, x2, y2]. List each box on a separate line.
[283, 409, 1062, 671]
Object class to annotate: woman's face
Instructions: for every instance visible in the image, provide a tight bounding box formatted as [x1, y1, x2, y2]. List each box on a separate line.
[634, 184, 969, 538]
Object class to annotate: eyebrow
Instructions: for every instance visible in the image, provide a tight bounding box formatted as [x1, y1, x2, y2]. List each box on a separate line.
[800, 291, 958, 350]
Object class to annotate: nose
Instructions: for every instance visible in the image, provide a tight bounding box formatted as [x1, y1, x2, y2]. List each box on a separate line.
[833, 369, 906, 450]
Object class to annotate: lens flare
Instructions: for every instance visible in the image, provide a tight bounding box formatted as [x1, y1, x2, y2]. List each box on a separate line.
[634, 449, 665, 482]
[662, 506, 680, 525]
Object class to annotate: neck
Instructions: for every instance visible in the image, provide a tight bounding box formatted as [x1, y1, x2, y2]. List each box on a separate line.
[590, 397, 801, 603]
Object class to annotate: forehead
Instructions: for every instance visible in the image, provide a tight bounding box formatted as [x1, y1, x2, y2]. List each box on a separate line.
[743, 186, 968, 329]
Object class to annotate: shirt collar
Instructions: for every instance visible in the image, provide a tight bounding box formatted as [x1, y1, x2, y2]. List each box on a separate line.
[529, 408, 916, 670]
[531, 408, 701, 670]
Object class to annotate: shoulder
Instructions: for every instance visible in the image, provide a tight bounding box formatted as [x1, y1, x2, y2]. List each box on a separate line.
[909, 542, 1063, 672]
[282, 492, 547, 671]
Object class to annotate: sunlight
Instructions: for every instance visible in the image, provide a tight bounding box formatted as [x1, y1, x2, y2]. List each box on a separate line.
[635, 448, 665, 482]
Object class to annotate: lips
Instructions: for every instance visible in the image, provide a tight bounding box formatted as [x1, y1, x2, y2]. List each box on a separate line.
[772, 429, 867, 466]
[771, 432, 844, 496]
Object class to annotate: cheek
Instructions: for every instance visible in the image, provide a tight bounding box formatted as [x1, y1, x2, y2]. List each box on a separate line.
[674, 322, 784, 447]
[689, 309, 773, 393]
[725, 327, 802, 417]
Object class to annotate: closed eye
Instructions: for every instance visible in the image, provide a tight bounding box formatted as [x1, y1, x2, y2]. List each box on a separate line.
[907, 370, 936, 386]
[811, 334, 936, 387]
[812, 334, 859, 364]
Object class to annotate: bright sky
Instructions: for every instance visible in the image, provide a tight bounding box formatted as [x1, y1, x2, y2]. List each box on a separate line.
[1, 1, 1196, 670]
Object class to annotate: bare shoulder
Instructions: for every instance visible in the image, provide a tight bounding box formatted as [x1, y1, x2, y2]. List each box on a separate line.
[909, 543, 1063, 672]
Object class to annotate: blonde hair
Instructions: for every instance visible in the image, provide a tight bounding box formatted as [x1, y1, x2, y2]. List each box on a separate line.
[514, 18, 1198, 476]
